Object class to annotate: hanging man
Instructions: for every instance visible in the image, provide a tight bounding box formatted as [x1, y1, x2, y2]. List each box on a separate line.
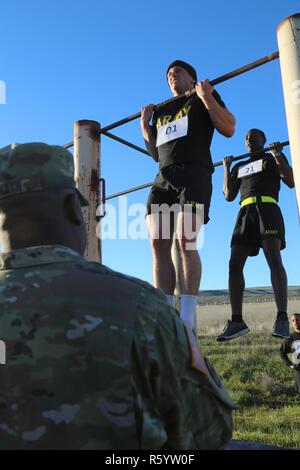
[140, 60, 235, 331]
[217, 129, 294, 341]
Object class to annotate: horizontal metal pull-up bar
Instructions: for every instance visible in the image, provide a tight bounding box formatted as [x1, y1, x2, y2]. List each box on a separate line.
[63, 51, 279, 151]
[105, 140, 289, 201]
[101, 130, 150, 156]
[64, 141, 74, 149]
[101, 51, 279, 133]
[64, 130, 151, 156]
[106, 181, 154, 201]
[213, 140, 289, 167]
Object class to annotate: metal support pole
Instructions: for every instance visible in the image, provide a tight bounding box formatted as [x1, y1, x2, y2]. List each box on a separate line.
[74, 119, 101, 262]
[277, 13, 300, 215]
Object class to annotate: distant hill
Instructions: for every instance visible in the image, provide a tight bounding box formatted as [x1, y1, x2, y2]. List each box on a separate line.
[197, 286, 300, 305]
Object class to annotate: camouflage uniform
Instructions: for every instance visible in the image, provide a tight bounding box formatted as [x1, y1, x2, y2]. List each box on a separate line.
[0, 143, 235, 449]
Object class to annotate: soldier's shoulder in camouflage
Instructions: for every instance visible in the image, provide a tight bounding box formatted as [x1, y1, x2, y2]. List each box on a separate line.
[0, 245, 234, 450]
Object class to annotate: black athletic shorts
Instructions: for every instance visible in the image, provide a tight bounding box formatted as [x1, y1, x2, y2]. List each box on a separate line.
[231, 202, 286, 256]
[146, 163, 212, 224]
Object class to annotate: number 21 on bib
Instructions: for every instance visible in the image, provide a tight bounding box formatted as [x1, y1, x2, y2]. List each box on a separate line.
[238, 159, 263, 179]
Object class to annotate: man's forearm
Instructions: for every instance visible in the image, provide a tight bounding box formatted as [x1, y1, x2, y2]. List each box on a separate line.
[202, 95, 236, 138]
[280, 341, 293, 367]
[140, 123, 159, 161]
[223, 171, 238, 201]
[223, 170, 230, 198]
[274, 155, 294, 188]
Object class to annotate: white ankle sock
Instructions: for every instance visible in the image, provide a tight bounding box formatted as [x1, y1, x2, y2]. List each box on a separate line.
[165, 294, 175, 307]
[180, 295, 198, 329]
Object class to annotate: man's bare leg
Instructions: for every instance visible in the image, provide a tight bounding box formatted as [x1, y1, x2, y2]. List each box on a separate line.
[228, 245, 252, 320]
[216, 245, 252, 341]
[176, 210, 202, 329]
[147, 212, 175, 295]
[262, 238, 287, 313]
[261, 238, 290, 338]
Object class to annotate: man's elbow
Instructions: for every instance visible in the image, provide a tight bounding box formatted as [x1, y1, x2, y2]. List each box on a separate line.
[224, 118, 236, 138]
[219, 128, 235, 138]
[224, 127, 235, 138]
[289, 173, 295, 188]
[223, 190, 235, 202]
[149, 150, 159, 162]
[219, 120, 236, 138]
[282, 174, 295, 188]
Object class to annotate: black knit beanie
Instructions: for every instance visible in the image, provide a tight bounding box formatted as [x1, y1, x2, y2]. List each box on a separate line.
[166, 60, 197, 82]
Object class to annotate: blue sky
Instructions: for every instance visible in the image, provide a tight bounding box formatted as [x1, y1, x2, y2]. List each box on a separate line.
[0, 0, 299, 290]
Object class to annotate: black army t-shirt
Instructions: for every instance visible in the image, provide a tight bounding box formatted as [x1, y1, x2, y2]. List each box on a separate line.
[231, 153, 289, 202]
[151, 91, 226, 172]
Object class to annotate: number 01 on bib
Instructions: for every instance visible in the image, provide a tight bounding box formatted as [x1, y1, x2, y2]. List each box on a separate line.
[156, 116, 188, 147]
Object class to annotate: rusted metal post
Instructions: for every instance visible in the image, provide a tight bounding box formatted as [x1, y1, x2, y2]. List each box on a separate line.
[277, 14, 300, 215]
[74, 120, 101, 262]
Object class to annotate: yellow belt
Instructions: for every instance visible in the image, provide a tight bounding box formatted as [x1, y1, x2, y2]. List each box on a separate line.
[240, 196, 277, 207]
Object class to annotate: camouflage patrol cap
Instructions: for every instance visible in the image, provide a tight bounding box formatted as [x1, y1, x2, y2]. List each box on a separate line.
[0, 142, 89, 206]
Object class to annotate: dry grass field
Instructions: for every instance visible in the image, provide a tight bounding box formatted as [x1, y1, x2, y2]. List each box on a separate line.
[196, 299, 300, 336]
[196, 300, 300, 449]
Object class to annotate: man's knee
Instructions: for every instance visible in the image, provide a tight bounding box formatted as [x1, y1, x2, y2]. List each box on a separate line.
[147, 212, 175, 241]
[265, 249, 284, 270]
[229, 256, 244, 277]
[151, 237, 173, 255]
[177, 235, 197, 253]
[228, 246, 251, 277]
[177, 212, 202, 253]
[263, 240, 283, 268]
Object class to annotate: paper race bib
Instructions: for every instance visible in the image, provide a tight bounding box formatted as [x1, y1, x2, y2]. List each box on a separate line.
[237, 159, 263, 179]
[156, 115, 188, 147]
